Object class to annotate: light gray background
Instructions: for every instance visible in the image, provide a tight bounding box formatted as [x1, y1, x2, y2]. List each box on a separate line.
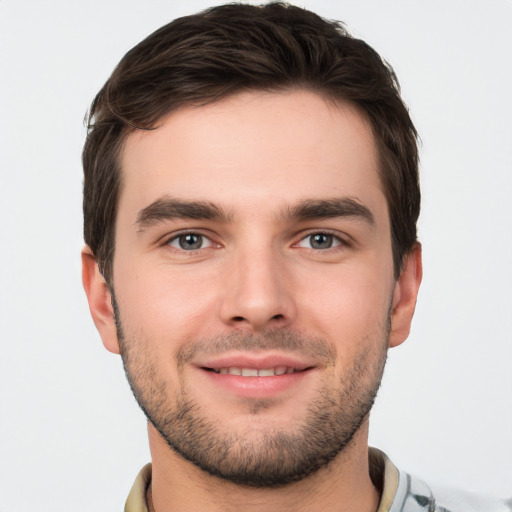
[1, 1, 511, 510]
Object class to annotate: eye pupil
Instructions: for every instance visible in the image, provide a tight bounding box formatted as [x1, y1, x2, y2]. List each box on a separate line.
[310, 233, 332, 249]
[179, 234, 203, 250]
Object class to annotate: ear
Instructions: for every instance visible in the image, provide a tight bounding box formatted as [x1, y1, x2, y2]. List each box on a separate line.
[388, 242, 423, 348]
[81, 246, 120, 354]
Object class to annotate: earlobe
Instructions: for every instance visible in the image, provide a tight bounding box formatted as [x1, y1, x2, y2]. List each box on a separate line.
[81, 246, 121, 354]
[388, 242, 423, 348]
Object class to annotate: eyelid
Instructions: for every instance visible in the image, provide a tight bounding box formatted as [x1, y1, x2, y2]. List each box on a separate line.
[162, 229, 220, 251]
[159, 228, 350, 252]
[293, 229, 349, 248]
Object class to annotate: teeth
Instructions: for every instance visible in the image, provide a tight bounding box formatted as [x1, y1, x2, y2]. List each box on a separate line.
[213, 367, 299, 377]
[258, 368, 275, 377]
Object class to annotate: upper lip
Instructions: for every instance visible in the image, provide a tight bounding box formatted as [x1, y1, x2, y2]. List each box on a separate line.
[196, 352, 315, 372]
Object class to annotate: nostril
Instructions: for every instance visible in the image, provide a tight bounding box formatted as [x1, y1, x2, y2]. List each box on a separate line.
[233, 316, 245, 322]
[271, 314, 284, 321]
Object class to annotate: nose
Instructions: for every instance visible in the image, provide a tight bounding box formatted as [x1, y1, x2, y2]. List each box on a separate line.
[218, 244, 296, 332]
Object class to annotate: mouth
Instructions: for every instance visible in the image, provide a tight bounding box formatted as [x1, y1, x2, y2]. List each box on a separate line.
[195, 354, 316, 399]
[203, 366, 311, 377]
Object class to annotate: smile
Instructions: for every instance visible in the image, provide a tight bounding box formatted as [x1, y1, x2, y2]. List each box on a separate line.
[207, 367, 302, 376]
[196, 357, 316, 398]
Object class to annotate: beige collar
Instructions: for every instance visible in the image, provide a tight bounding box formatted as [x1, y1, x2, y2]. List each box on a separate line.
[125, 448, 400, 512]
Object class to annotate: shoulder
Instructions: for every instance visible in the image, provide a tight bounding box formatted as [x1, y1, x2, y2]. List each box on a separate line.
[396, 471, 511, 512]
[370, 448, 511, 512]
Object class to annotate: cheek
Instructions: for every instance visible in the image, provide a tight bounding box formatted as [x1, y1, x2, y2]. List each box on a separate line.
[297, 263, 394, 347]
[113, 262, 219, 349]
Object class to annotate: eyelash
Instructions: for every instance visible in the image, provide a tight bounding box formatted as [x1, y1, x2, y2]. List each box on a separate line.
[162, 230, 348, 254]
[164, 231, 217, 252]
[294, 231, 348, 251]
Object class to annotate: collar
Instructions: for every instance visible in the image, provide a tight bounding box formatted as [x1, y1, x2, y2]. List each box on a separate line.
[125, 448, 400, 512]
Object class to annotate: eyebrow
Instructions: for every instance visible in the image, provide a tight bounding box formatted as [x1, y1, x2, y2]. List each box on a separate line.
[285, 198, 375, 226]
[136, 196, 232, 230]
[135, 195, 374, 231]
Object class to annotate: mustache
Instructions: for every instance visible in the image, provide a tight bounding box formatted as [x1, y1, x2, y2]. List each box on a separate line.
[176, 329, 337, 368]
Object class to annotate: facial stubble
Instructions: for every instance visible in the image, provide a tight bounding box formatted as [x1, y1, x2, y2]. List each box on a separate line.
[112, 294, 389, 488]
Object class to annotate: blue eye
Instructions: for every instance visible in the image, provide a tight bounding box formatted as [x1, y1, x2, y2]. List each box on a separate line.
[298, 233, 342, 250]
[168, 233, 211, 250]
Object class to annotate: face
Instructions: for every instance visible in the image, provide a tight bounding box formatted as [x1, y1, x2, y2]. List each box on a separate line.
[84, 90, 421, 487]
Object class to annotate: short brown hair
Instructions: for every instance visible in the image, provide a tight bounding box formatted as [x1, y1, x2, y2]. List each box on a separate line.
[83, 2, 419, 284]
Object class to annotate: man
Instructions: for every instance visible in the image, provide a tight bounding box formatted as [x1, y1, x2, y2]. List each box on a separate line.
[81, 3, 510, 511]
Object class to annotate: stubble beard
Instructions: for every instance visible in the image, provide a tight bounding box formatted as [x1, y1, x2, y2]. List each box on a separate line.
[112, 295, 389, 488]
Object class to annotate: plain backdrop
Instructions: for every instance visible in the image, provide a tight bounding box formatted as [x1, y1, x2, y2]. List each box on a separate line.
[0, 1, 511, 510]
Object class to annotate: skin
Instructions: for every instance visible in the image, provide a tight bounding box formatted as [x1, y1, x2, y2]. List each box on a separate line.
[83, 90, 422, 512]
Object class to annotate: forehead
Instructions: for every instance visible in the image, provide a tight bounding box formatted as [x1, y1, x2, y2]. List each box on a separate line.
[118, 90, 385, 222]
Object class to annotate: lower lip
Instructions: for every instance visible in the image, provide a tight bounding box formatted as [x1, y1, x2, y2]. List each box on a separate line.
[199, 368, 313, 399]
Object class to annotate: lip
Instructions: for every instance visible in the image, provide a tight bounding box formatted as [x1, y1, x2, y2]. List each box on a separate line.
[198, 352, 314, 372]
[194, 352, 316, 399]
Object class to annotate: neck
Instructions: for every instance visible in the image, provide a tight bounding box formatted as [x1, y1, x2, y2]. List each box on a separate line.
[147, 423, 380, 512]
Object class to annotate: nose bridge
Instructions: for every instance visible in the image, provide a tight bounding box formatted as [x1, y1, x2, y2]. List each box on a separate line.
[219, 233, 294, 330]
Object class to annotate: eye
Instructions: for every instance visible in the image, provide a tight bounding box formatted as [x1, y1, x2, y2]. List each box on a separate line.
[167, 233, 212, 251]
[297, 232, 342, 250]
